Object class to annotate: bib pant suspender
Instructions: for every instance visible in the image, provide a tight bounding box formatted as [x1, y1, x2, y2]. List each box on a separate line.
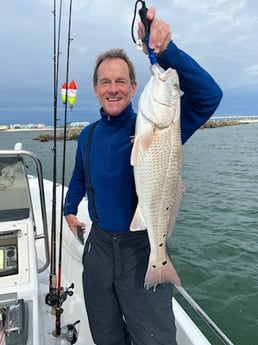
[85, 120, 100, 226]
[85, 119, 137, 227]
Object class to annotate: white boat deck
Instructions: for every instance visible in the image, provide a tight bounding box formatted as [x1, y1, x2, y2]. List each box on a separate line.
[0, 149, 233, 345]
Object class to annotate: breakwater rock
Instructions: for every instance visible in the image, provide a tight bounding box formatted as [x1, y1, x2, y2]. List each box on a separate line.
[34, 120, 248, 142]
[34, 128, 82, 142]
[201, 120, 241, 129]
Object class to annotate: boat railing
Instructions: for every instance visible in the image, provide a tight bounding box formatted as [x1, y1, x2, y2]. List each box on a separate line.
[0, 148, 50, 273]
[176, 286, 234, 345]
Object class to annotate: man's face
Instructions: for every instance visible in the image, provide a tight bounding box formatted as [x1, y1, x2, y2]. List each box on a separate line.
[94, 58, 137, 116]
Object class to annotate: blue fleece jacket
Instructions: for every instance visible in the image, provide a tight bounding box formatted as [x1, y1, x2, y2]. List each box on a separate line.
[64, 41, 222, 232]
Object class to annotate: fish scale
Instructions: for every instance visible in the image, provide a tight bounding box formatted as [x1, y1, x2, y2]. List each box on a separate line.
[130, 64, 185, 289]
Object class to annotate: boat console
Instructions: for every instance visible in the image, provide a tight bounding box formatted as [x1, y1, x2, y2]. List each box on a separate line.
[0, 236, 18, 277]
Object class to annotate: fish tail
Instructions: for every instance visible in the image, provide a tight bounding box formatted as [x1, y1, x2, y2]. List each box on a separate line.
[144, 255, 181, 289]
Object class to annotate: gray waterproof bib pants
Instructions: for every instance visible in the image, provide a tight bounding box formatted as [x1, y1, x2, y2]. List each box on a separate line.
[82, 223, 177, 345]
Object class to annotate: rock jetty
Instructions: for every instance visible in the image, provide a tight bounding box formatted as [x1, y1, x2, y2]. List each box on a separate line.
[34, 119, 253, 142]
[34, 128, 81, 142]
[201, 119, 241, 128]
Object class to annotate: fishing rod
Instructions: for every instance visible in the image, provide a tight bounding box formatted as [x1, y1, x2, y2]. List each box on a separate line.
[46, 0, 63, 310]
[46, 1, 76, 340]
[49, 0, 61, 300]
[55, 0, 75, 337]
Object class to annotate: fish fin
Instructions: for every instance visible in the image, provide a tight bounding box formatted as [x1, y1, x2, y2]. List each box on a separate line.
[167, 176, 186, 238]
[139, 128, 155, 151]
[144, 254, 181, 289]
[130, 136, 140, 166]
[130, 129, 155, 166]
[130, 204, 146, 231]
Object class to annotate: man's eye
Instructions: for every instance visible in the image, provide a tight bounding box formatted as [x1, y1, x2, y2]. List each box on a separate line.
[100, 80, 109, 85]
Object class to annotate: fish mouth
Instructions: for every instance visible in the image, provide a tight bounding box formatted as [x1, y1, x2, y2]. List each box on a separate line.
[151, 64, 176, 84]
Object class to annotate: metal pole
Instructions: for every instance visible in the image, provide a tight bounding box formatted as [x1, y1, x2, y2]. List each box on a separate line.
[176, 286, 234, 345]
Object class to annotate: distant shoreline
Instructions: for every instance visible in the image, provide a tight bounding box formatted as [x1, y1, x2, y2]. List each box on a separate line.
[1, 118, 258, 135]
[32, 120, 258, 142]
[1, 127, 62, 132]
[201, 118, 258, 128]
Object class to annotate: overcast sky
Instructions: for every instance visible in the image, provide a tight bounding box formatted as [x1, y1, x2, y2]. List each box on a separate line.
[1, 0, 258, 125]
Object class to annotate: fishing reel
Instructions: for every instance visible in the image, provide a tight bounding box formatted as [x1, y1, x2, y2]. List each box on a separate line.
[45, 283, 74, 309]
[63, 321, 80, 344]
[53, 321, 80, 344]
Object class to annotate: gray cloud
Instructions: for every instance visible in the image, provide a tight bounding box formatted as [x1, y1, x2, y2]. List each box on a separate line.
[1, 0, 258, 124]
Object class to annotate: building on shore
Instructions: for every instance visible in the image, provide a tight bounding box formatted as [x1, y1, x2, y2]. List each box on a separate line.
[9, 123, 48, 130]
[68, 121, 89, 128]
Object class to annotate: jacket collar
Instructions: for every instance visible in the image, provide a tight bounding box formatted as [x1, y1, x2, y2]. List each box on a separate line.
[100, 103, 135, 127]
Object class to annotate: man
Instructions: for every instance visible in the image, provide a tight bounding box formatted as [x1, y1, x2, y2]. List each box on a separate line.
[64, 7, 222, 345]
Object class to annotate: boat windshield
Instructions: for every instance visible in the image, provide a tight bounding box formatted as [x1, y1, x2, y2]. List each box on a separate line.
[0, 156, 31, 221]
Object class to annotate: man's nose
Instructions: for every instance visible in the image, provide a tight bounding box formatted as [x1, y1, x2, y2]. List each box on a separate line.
[109, 82, 119, 92]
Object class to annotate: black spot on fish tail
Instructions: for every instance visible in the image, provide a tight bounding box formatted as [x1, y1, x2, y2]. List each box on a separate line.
[162, 261, 168, 266]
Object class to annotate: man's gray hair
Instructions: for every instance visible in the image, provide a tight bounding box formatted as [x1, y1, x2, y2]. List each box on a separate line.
[93, 48, 136, 85]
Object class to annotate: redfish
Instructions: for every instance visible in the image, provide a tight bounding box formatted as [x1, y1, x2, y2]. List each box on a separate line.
[130, 64, 185, 289]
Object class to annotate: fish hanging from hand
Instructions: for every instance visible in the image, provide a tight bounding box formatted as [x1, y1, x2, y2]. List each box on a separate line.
[130, 64, 185, 289]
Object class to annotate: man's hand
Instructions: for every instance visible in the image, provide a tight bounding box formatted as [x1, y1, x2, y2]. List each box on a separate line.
[138, 7, 171, 56]
[65, 214, 86, 238]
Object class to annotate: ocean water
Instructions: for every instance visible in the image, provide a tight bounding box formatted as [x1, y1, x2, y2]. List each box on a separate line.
[1, 123, 257, 344]
[172, 123, 258, 345]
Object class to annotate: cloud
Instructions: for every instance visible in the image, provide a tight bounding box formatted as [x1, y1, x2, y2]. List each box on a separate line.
[243, 64, 258, 76]
[1, 0, 258, 125]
